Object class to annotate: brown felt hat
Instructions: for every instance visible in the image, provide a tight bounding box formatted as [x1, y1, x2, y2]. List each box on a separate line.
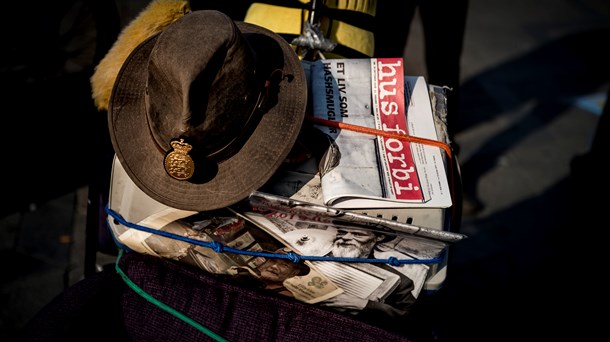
[108, 10, 307, 212]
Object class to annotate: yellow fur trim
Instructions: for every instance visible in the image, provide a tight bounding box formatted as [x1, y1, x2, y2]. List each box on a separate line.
[90, 0, 190, 111]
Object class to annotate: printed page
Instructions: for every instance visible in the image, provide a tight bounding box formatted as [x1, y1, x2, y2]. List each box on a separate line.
[310, 58, 389, 206]
[404, 76, 453, 208]
[239, 211, 430, 301]
[309, 58, 451, 209]
[372, 58, 427, 203]
[248, 191, 466, 244]
[118, 207, 342, 304]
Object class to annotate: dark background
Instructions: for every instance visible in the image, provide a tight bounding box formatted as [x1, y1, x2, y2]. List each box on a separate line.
[1, 1, 609, 341]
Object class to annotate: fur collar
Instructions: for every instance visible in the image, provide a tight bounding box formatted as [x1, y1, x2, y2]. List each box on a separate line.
[91, 0, 190, 111]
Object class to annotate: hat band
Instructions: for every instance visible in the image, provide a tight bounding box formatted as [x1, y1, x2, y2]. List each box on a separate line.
[206, 68, 287, 163]
[206, 81, 270, 161]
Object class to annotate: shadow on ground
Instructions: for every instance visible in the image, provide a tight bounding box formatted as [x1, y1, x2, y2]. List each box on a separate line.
[457, 28, 610, 207]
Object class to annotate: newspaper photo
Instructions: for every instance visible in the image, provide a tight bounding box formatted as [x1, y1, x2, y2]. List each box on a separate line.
[117, 207, 342, 304]
[248, 191, 466, 245]
[235, 210, 430, 322]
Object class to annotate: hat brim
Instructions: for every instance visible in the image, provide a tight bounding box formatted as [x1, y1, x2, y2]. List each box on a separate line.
[108, 18, 307, 212]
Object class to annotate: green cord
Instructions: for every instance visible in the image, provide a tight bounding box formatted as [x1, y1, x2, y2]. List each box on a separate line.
[114, 250, 228, 342]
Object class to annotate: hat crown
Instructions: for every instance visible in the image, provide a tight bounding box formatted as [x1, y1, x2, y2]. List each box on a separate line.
[146, 11, 261, 158]
[108, 9, 306, 211]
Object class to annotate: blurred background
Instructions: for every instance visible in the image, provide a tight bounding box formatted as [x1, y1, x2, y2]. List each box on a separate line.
[1, 0, 609, 341]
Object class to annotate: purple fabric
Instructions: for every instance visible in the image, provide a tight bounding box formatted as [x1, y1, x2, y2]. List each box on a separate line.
[119, 252, 413, 342]
[19, 266, 127, 341]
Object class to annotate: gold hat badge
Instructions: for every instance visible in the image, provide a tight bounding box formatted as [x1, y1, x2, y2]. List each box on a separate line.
[164, 138, 195, 180]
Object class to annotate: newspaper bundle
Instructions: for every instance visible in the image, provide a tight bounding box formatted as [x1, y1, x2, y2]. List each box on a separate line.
[108, 156, 456, 322]
[308, 58, 452, 209]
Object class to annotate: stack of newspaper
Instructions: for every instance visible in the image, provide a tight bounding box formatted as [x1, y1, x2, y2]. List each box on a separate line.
[288, 58, 454, 210]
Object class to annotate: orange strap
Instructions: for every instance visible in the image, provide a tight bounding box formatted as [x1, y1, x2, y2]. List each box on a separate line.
[305, 115, 457, 216]
[306, 116, 452, 161]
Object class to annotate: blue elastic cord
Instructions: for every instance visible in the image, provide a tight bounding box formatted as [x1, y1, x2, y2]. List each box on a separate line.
[106, 205, 443, 265]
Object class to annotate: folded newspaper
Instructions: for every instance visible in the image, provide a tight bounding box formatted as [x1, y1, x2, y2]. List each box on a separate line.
[307, 58, 453, 209]
[248, 191, 466, 244]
